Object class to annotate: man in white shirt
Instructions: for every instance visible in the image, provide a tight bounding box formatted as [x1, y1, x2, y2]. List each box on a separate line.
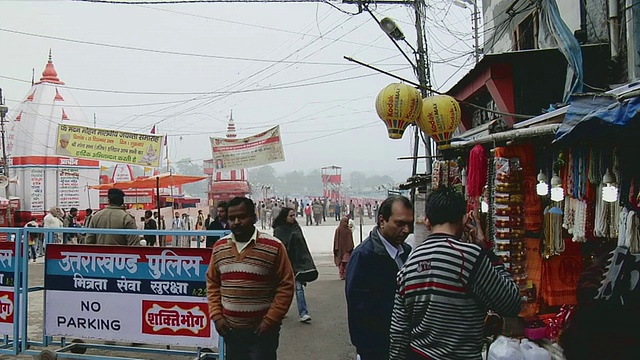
[171, 212, 183, 247]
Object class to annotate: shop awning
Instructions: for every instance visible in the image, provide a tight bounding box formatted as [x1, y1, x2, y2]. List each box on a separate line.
[554, 84, 640, 142]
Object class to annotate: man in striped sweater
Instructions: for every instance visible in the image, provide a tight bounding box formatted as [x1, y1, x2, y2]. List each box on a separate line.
[389, 187, 521, 360]
[206, 197, 295, 360]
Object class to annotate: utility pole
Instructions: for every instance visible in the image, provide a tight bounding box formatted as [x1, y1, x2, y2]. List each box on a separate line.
[472, 0, 480, 63]
[412, 0, 432, 179]
[0, 89, 12, 226]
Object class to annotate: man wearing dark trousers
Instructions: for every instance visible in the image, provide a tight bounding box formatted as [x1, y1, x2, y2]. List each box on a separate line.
[206, 197, 294, 360]
[345, 195, 413, 360]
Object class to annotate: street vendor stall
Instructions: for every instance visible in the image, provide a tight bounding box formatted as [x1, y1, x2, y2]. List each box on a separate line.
[445, 82, 640, 359]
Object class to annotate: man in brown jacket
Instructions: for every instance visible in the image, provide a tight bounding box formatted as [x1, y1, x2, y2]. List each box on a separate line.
[85, 188, 139, 246]
[206, 197, 294, 360]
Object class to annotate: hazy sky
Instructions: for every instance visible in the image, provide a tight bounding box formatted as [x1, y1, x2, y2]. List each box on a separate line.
[0, 0, 477, 182]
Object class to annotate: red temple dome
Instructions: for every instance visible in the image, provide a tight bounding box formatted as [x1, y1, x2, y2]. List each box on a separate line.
[37, 50, 65, 85]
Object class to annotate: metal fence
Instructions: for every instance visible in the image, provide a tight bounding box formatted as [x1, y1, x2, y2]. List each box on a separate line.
[1, 227, 229, 360]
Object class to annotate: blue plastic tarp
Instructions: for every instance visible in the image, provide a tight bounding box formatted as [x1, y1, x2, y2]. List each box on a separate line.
[554, 94, 640, 142]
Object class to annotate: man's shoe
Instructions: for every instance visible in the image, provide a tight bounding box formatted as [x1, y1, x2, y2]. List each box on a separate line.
[299, 314, 311, 323]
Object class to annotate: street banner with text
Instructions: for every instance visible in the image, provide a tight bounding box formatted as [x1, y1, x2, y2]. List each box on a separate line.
[56, 124, 163, 167]
[44, 245, 218, 346]
[210, 125, 285, 170]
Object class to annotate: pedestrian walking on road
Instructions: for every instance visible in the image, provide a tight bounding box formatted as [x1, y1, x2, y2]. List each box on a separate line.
[43, 206, 63, 247]
[389, 187, 521, 360]
[273, 207, 318, 324]
[181, 213, 194, 247]
[206, 197, 294, 360]
[312, 200, 323, 226]
[333, 217, 354, 280]
[304, 204, 312, 226]
[171, 212, 183, 246]
[25, 218, 38, 262]
[334, 202, 341, 221]
[345, 195, 413, 360]
[85, 188, 139, 246]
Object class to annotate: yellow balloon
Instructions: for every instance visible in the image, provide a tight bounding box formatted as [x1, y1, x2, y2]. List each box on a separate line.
[375, 83, 422, 139]
[417, 95, 461, 148]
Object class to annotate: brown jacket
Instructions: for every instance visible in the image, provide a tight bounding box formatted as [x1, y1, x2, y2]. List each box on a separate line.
[84, 205, 139, 246]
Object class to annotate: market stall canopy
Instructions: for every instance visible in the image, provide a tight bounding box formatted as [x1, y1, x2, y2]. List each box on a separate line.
[554, 83, 640, 143]
[90, 173, 207, 190]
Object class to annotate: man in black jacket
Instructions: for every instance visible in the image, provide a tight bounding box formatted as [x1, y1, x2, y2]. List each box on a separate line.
[345, 195, 413, 360]
[205, 201, 229, 247]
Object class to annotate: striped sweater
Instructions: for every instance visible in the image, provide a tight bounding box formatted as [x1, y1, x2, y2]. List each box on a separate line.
[206, 231, 295, 329]
[389, 233, 521, 360]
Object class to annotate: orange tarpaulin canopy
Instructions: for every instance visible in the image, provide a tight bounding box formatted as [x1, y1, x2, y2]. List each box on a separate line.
[90, 173, 207, 190]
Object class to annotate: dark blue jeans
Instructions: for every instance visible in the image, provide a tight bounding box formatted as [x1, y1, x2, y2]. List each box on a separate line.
[225, 325, 280, 360]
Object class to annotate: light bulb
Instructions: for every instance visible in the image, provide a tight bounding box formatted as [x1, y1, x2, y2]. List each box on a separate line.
[481, 200, 489, 213]
[536, 182, 549, 196]
[551, 187, 564, 202]
[602, 184, 618, 203]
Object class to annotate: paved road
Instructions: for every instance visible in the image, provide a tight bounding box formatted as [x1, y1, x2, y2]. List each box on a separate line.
[3, 216, 375, 359]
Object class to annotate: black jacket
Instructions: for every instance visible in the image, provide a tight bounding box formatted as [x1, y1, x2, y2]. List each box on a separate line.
[205, 217, 229, 247]
[345, 227, 411, 358]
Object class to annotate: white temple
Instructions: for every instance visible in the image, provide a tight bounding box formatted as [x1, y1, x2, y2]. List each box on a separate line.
[6, 51, 100, 216]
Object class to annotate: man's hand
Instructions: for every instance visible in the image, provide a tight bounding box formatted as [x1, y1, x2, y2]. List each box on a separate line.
[214, 318, 231, 336]
[255, 319, 272, 336]
[465, 209, 488, 249]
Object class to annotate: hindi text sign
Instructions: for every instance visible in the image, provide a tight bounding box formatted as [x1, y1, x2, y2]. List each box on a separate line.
[210, 126, 285, 170]
[56, 124, 163, 167]
[44, 245, 216, 346]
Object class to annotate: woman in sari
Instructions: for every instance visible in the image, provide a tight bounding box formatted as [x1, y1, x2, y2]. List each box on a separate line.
[333, 217, 354, 280]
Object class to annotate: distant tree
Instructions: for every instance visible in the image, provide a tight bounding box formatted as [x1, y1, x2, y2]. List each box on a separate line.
[174, 158, 206, 198]
[279, 171, 306, 195]
[305, 170, 324, 196]
[247, 165, 281, 195]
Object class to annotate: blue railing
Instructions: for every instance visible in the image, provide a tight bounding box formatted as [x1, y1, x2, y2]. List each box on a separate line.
[2, 227, 230, 360]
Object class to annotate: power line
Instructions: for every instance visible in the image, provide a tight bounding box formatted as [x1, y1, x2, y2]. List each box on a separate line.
[0, 27, 357, 66]
[74, 0, 327, 3]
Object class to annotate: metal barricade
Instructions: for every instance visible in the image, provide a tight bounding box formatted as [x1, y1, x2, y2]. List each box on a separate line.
[0, 228, 23, 356]
[19, 226, 229, 360]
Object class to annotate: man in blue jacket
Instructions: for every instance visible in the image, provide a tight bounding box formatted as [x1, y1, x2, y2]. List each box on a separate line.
[345, 195, 413, 360]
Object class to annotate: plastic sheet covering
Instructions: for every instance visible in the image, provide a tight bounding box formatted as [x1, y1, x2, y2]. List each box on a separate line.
[539, 0, 584, 102]
[554, 94, 640, 142]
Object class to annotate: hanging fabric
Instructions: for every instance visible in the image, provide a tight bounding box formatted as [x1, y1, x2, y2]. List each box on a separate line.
[625, 211, 639, 254]
[541, 240, 582, 306]
[467, 144, 487, 199]
[572, 199, 587, 242]
[618, 207, 629, 247]
[594, 183, 608, 237]
[588, 146, 602, 185]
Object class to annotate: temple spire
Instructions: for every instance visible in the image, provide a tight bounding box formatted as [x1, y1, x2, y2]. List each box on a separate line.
[226, 110, 237, 139]
[37, 50, 65, 85]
